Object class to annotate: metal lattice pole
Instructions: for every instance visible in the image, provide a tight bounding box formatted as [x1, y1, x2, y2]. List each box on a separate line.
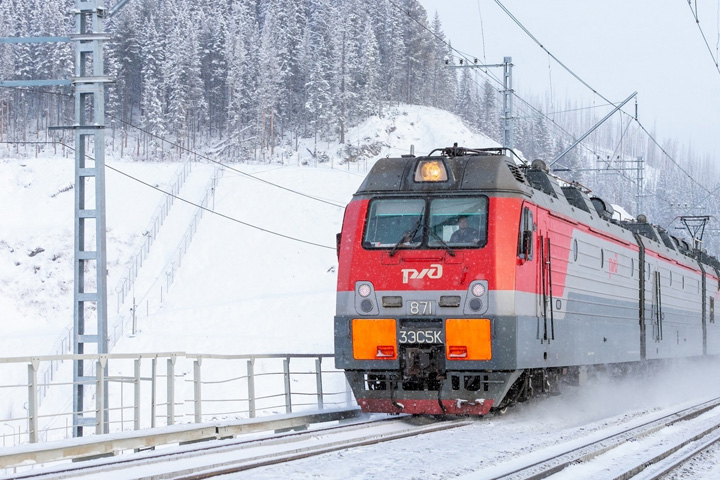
[71, 0, 112, 437]
[502, 57, 514, 150]
[448, 56, 514, 149]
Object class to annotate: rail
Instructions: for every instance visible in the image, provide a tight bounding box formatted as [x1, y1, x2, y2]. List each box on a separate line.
[0, 352, 354, 448]
[483, 396, 720, 479]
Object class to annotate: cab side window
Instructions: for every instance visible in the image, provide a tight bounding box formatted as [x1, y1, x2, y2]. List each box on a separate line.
[518, 207, 534, 260]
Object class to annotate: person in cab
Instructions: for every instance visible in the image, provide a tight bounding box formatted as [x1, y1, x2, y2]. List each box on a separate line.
[449, 215, 480, 243]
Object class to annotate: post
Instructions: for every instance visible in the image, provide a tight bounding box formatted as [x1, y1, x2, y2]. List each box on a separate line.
[283, 357, 292, 414]
[132, 296, 137, 335]
[193, 358, 202, 423]
[71, 0, 112, 436]
[151, 357, 157, 428]
[167, 356, 176, 425]
[449, 57, 514, 149]
[636, 156, 644, 215]
[315, 358, 324, 410]
[27, 360, 39, 443]
[247, 359, 256, 418]
[95, 356, 107, 435]
[503, 56, 514, 150]
[134, 358, 141, 431]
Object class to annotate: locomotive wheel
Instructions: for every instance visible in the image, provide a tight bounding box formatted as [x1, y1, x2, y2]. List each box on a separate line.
[492, 405, 509, 415]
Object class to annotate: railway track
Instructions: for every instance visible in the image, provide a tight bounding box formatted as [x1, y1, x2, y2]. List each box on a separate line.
[479, 397, 720, 480]
[8, 415, 471, 480]
[7, 396, 720, 479]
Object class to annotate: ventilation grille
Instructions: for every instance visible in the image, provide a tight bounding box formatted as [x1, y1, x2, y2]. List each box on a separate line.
[507, 163, 526, 183]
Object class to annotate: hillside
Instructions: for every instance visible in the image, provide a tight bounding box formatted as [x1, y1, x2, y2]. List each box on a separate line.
[0, 105, 497, 359]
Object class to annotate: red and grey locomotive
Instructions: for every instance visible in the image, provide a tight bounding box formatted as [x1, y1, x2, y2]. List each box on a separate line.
[334, 146, 720, 415]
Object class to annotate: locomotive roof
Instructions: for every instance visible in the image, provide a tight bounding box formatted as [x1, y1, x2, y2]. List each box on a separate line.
[354, 145, 720, 270]
[355, 149, 534, 196]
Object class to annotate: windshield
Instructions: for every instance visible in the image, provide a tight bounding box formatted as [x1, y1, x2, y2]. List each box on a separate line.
[429, 197, 487, 247]
[363, 197, 488, 249]
[363, 198, 425, 247]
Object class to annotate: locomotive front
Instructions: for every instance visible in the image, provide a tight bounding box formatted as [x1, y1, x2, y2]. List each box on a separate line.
[334, 147, 534, 415]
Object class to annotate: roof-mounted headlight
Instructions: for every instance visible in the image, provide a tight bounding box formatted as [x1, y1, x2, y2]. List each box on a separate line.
[414, 159, 448, 182]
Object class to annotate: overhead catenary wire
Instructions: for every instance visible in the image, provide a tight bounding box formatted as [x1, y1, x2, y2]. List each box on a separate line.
[388, 0, 623, 170]
[490, 0, 716, 197]
[428, 0, 714, 207]
[105, 112, 348, 208]
[66, 144, 338, 251]
[475, 0, 488, 67]
[390, 0, 691, 211]
[684, 0, 720, 76]
[0, 137, 337, 250]
[492, 0, 613, 105]
[105, 162, 336, 251]
[0, 85, 347, 209]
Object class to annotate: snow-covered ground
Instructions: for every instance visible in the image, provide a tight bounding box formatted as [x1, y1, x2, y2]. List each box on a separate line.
[1, 105, 493, 360]
[2, 104, 720, 478]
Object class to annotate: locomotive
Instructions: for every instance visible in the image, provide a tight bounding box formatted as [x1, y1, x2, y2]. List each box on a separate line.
[334, 145, 720, 415]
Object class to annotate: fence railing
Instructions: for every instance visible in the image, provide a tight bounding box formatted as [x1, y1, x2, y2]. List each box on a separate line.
[0, 352, 354, 447]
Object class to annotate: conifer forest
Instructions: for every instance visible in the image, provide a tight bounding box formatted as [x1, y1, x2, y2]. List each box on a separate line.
[1, 0, 718, 252]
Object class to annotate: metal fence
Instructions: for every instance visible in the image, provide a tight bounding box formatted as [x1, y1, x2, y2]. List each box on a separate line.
[109, 166, 224, 345]
[0, 352, 354, 447]
[111, 161, 192, 314]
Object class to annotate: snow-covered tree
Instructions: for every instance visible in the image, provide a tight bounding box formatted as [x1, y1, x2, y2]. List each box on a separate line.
[304, 2, 335, 148]
[139, 13, 166, 150]
[162, 0, 207, 151]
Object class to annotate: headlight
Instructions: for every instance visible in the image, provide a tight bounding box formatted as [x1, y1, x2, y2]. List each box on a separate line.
[358, 284, 372, 297]
[414, 159, 448, 182]
[472, 283, 486, 297]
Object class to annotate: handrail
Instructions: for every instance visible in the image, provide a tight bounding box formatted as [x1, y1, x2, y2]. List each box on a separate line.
[0, 407, 361, 469]
[0, 352, 185, 364]
[0, 352, 353, 451]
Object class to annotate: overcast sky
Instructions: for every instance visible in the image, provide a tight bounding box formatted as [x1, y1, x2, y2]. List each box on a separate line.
[418, 0, 720, 159]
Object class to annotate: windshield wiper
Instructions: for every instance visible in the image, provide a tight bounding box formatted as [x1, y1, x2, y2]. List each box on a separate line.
[428, 228, 456, 257]
[389, 213, 424, 257]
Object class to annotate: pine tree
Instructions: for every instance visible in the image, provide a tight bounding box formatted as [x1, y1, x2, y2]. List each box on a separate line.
[478, 80, 500, 143]
[199, 0, 229, 139]
[256, 5, 284, 157]
[455, 69, 479, 128]
[112, 4, 143, 126]
[304, 2, 334, 149]
[428, 13, 456, 111]
[139, 13, 166, 154]
[534, 110, 555, 161]
[400, 0, 431, 104]
[357, 17, 381, 119]
[163, 0, 207, 152]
